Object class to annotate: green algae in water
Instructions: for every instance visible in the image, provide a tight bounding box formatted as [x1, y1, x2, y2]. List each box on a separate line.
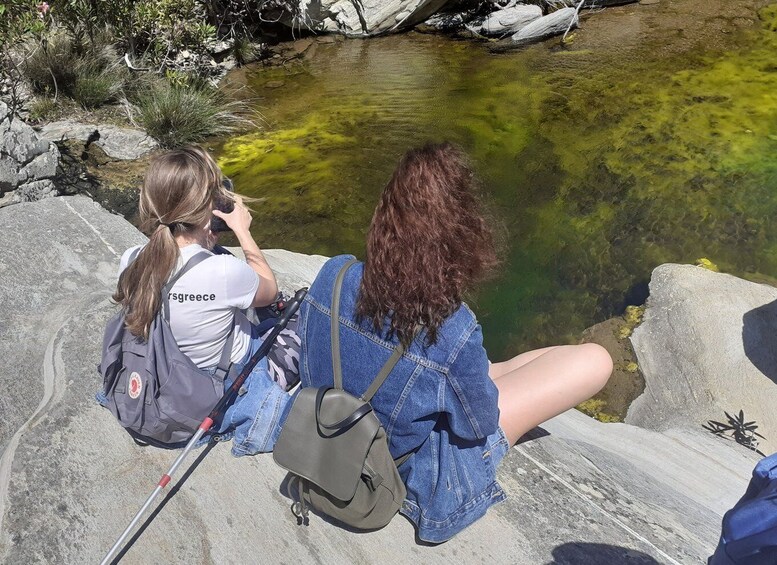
[218, 113, 372, 255]
[216, 15, 777, 359]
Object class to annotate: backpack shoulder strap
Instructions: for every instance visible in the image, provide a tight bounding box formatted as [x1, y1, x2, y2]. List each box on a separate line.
[362, 323, 421, 402]
[161, 251, 213, 321]
[361, 344, 405, 402]
[331, 258, 358, 390]
[213, 318, 236, 381]
[160, 250, 236, 379]
[330, 257, 411, 401]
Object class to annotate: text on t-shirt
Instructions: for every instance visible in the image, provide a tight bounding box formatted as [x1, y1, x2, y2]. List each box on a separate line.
[169, 292, 217, 303]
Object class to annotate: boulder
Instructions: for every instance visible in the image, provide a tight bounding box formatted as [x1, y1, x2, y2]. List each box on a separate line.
[0, 101, 60, 203]
[294, 0, 453, 36]
[38, 121, 158, 161]
[476, 5, 542, 36]
[557, 0, 640, 5]
[418, 10, 474, 32]
[14, 179, 57, 202]
[0, 195, 759, 563]
[629, 264, 777, 455]
[511, 7, 579, 44]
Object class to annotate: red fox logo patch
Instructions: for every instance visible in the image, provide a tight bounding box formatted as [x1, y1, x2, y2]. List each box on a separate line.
[128, 372, 142, 400]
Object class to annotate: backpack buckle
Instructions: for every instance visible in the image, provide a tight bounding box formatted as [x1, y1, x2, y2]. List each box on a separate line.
[363, 471, 384, 491]
[290, 476, 310, 525]
[291, 501, 309, 526]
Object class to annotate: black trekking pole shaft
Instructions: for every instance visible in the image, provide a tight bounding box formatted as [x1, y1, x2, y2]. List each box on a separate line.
[101, 288, 307, 565]
[209, 288, 307, 420]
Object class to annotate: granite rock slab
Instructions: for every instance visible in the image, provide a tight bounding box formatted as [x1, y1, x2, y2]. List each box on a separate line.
[629, 263, 777, 454]
[38, 121, 158, 160]
[0, 196, 758, 564]
[511, 7, 579, 44]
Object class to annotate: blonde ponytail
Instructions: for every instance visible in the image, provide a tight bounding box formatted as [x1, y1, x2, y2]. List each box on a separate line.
[113, 146, 224, 338]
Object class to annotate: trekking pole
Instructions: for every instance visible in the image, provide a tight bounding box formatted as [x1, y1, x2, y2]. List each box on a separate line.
[101, 288, 308, 565]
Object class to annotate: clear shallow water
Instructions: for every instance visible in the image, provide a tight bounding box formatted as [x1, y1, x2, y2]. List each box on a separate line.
[215, 5, 777, 358]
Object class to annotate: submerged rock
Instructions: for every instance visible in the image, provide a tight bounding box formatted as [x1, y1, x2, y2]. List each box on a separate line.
[511, 7, 579, 44]
[630, 264, 777, 455]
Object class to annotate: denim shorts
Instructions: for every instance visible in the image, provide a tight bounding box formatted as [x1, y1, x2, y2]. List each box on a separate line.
[202, 324, 294, 456]
[488, 426, 511, 469]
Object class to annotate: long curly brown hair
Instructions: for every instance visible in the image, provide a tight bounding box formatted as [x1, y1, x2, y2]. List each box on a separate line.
[356, 143, 499, 347]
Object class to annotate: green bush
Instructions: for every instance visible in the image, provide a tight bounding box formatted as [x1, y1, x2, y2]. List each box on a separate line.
[19, 32, 126, 109]
[134, 81, 252, 147]
[0, 0, 46, 45]
[130, 0, 216, 61]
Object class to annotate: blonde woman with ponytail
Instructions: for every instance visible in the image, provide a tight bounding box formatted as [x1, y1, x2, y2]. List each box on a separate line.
[114, 145, 293, 455]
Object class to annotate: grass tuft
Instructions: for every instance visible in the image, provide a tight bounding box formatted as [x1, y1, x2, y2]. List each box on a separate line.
[134, 81, 253, 147]
[232, 36, 256, 67]
[26, 96, 58, 122]
[21, 33, 80, 96]
[72, 60, 125, 109]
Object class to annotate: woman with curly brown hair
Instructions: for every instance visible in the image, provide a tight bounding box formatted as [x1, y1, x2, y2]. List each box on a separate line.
[297, 142, 613, 542]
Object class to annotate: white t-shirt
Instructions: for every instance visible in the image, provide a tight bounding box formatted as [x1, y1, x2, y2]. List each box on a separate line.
[119, 244, 260, 368]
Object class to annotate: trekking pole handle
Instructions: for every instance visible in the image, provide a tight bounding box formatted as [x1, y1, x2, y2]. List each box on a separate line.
[278, 288, 307, 326]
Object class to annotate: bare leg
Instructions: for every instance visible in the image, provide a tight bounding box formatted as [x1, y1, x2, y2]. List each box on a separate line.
[489, 346, 560, 380]
[491, 343, 613, 446]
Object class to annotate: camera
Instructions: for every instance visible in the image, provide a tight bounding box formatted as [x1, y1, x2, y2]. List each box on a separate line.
[210, 178, 235, 233]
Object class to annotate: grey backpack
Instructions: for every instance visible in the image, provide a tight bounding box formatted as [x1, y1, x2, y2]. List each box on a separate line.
[273, 259, 409, 530]
[98, 251, 234, 447]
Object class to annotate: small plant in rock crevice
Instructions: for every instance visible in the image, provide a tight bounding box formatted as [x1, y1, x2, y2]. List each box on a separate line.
[231, 35, 255, 67]
[704, 410, 766, 456]
[26, 96, 58, 122]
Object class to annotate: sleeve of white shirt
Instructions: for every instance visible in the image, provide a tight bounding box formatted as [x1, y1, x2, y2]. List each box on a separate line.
[223, 255, 261, 309]
[118, 245, 143, 276]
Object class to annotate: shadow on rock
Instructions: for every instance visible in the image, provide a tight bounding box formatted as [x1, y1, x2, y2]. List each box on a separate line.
[110, 440, 220, 564]
[546, 542, 661, 564]
[743, 300, 777, 385]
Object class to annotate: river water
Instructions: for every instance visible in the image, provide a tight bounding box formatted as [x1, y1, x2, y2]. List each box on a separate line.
[215, 1, 777, 359]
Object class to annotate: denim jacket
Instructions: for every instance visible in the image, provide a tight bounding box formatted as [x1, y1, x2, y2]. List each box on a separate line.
[298, 255, 507, 543]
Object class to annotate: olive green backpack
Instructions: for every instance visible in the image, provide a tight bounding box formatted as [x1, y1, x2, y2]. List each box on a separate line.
[273, 259, 409, 530]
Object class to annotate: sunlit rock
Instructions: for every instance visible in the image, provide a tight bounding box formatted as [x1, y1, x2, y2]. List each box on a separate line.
[0, 196, 759, 563]
[511, 7, 578, 44]
[0, 101, 60, 204]
[476, 5, 542, 36]
[630, 263, 777, 455]
[39, 121, 158, 161]
[294, 0, 453, 36]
